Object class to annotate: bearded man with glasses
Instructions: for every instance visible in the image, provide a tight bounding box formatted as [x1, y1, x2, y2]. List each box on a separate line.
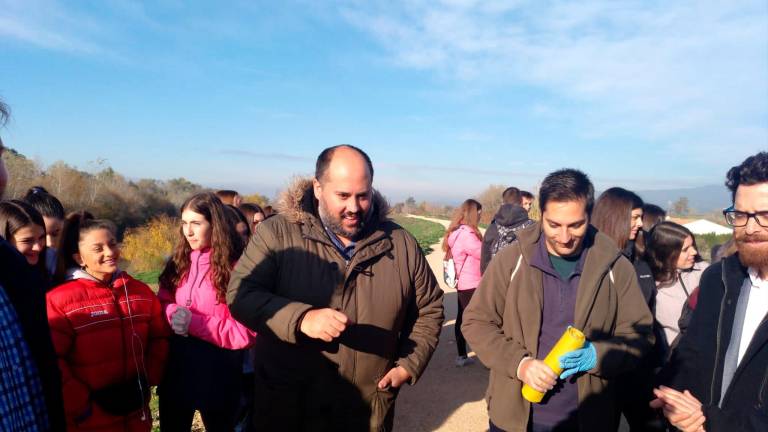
[651, 152, 768, 432]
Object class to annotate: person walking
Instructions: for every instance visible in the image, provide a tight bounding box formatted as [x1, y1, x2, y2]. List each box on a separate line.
[157, 192, 256, 432]
[652, 152, 768, 431]
[443, 199, 483, 367]
[462, 168, 654, 432]
[48, 213, 170, 431]
[480, 187, 534, 273]
[227, 145, 444, 432]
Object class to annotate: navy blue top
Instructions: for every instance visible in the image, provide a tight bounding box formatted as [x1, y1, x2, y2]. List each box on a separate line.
[529, 233, 589, 428]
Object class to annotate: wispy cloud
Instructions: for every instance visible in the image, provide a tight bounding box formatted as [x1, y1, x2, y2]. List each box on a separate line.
[340, 0, 768, 161]
[217, 149, 312, 162]
[0, 0, 108, 54]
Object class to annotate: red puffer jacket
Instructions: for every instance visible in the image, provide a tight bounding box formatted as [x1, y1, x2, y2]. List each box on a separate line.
[47, 270, 170, 431]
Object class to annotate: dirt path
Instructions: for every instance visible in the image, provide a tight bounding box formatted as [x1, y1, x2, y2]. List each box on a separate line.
[393, 215, 490, 432]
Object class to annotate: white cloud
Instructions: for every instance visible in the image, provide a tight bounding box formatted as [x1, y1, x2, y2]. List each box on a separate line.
[339, 0, 768, 161]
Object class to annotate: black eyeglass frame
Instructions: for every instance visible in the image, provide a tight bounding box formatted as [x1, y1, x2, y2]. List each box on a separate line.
[722, 206, 768, 228]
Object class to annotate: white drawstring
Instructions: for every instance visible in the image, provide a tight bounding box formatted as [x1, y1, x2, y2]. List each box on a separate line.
[121, 275, 150, 422]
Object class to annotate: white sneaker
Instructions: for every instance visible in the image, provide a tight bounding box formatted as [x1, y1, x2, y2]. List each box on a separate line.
[455, 355, 475, 367]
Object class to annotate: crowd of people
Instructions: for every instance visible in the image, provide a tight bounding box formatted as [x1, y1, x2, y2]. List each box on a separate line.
[1, 95, 767, 432]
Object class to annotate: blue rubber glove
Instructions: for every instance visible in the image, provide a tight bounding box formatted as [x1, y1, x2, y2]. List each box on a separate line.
[558, 341, 596, 379]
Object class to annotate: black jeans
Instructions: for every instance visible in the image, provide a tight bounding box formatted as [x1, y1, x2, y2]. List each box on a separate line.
[455, 288, 476, 357]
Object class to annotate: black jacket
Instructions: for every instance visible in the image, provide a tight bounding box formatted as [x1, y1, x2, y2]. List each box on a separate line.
[0, 238, 65, 431]
[480, 204, 531, 273]
[661, 254, 768, 431]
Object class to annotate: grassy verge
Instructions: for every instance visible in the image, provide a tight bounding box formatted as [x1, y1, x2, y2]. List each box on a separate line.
[134, 269, 161, 285]
[392, 215, 446, 255]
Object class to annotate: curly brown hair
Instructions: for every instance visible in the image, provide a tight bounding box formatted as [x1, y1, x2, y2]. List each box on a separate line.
[159, 192, 244, 301]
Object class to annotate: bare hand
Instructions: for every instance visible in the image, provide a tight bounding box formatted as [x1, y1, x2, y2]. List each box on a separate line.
[299, 308, 351, 342]
[518, 358, 558, 393]
[171, 306, 192, 336]
[377, 366, 411, 390]
[653, 387, 706, 432]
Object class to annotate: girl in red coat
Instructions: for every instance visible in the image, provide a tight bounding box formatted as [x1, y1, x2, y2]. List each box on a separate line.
[47, 212, 170, 431]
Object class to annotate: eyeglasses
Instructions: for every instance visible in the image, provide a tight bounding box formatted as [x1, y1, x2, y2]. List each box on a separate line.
[722, 207, 768, 228]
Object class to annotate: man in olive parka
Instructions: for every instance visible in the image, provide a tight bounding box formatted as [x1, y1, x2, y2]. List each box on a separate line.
[227, 145, 444, 431]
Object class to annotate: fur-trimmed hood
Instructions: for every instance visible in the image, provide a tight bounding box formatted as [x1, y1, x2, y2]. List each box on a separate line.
[276, 177, 390, 226]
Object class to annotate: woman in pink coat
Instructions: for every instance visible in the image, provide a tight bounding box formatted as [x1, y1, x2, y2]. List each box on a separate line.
[157, 192, 256, 431]
[442, 199, 483, 367]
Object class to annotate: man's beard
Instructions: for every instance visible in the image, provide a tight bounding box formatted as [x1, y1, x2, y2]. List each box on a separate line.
[736, 230, 768, 270]
[318, 200, 368, 241]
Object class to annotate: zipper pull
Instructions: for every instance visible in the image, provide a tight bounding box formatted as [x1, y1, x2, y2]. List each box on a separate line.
[185, 299, 192, 307]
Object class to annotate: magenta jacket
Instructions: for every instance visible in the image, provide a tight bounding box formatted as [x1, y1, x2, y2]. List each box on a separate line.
[448, 224, 483, 290]
[158, 248, 256, 350]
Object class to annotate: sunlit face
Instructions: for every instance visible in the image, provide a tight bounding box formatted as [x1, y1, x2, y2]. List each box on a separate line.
[75, 228, 119, 282]
[675, 236, 697, 270]
[251, 212, 265, 232]
[43, 216, 63, 249]
[521, 197, 533, 212]
[734, 183, 768, 271]
[541, 200, 589, 257]
[181, 209, 212, 251]
[11, 224, 46, 265]
[313, 149, 373, 244]
[629, 207, 644, 240]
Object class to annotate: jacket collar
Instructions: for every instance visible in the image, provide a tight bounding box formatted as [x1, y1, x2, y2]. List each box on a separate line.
[517, 222, 624, 331]
[277, 177, 393, 266]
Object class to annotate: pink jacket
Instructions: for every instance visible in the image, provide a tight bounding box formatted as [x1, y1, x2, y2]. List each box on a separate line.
[158, 248, 256, 350]
[448, 225, 482, 290]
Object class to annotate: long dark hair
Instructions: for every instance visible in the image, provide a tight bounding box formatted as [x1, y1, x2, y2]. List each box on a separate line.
[53, 211, 116, 284]
[635, 203, 666, 257]
[442, 199, 482, 252]
[591, 187, 644, 251]
[159, 192, 244, 301]
[24, 186, 65, 219]
[645, 221, 701, 284]
[0, 200, 48, 278]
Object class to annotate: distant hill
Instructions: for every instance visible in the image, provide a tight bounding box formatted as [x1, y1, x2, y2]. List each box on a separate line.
[636, 184, 730, 213]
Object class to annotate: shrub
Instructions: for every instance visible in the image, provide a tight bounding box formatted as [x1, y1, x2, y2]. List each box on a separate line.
[122, 215, 178, 273]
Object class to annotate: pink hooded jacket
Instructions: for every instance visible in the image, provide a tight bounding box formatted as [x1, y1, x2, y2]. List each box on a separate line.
[158, 248, 256, 350]
[448, 224, 482, 290]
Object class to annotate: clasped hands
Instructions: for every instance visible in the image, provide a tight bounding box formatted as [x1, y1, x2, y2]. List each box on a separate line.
[650, 386, 706, 432]
[299, 308, 411, 390]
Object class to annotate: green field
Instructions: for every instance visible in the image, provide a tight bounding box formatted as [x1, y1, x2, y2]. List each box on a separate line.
[134, 269, 161, 285]
[392, 215, 446, 255]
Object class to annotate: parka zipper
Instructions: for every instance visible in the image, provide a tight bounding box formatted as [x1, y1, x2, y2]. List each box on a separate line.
[186, 252, 209, 308]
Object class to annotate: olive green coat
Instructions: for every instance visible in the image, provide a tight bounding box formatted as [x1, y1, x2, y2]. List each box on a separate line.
[227, 178, 444, 431]
[462, 224, 654, 431]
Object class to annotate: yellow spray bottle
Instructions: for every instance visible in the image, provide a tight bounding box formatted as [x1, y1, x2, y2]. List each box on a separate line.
[521, 326, 586, 403]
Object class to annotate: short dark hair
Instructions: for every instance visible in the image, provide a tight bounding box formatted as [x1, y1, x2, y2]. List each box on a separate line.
[215, 190, 239, 205]
[315, 145, 374, 183]
[538, 168, 594, 214]
[502, 187, 521, 205]
[726, 152, 768, 202]
[24, 186, 65, 219]
[520, 191, 534, 200]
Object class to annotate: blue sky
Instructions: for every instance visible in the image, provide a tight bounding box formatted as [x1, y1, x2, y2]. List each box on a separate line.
[1, 0, 766, 203]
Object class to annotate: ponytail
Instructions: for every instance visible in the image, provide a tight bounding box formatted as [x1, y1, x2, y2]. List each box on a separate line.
[54, 211, 94, 284]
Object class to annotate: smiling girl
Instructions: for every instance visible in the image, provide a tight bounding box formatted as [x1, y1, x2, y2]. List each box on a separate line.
[0, 200, 48, 280]
[47, 212, 170, 431]
[157, 192, 256, 431]
[645, 221, 709, 348]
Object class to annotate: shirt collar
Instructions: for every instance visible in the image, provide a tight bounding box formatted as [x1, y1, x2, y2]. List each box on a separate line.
[323, 224, 356, 261]
[747, 267, 768, 290]
[530, 231, 587, 279]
